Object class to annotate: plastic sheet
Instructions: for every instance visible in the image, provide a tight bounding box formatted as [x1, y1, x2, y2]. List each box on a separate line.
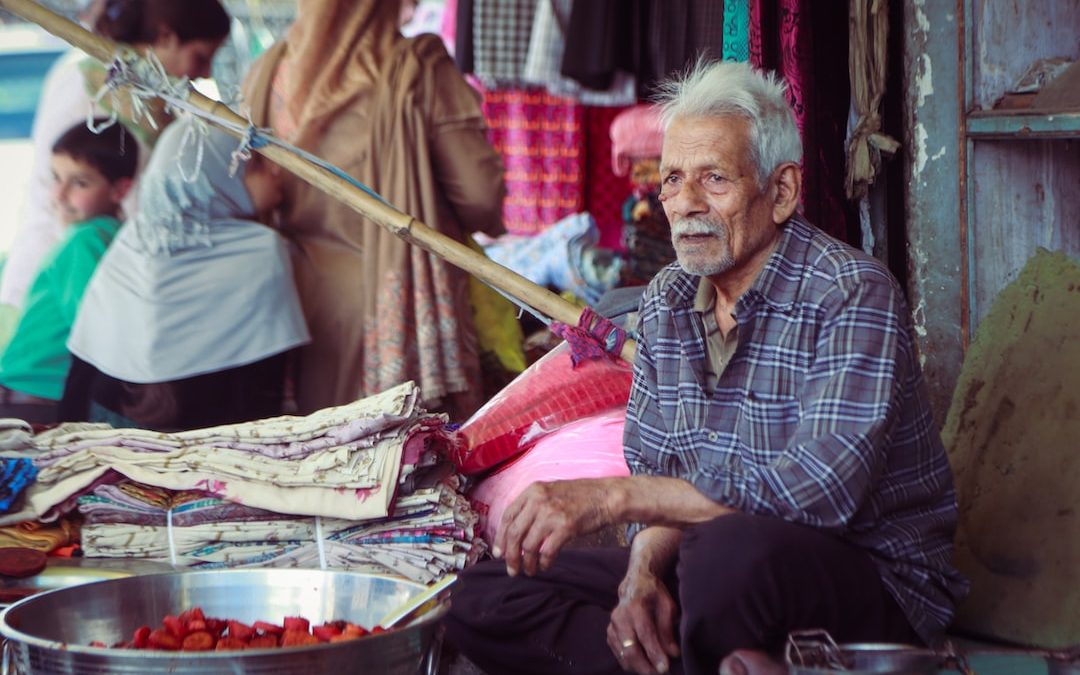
[468, 410, 629, 545]
[452, 341, 633, 475]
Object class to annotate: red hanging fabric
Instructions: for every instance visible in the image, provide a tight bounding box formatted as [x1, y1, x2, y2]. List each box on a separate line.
[750, 0, 856, 245]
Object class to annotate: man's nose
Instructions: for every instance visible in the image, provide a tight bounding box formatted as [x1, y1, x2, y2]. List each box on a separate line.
[663, 179, 709, 221]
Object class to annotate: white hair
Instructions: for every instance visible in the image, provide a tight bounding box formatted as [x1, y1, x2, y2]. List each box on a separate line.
[654, 60, 802, 185]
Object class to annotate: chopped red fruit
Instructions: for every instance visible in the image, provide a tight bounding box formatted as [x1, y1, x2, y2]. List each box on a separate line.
[248, 635, 279, 649]
[252, 620, 283, 636]
[147, 628, 180, 651]
[312, 623, 342, 642]
[226, 620, 255, 642]
[282, 616, 310, 633]
[204, 618, 227, 636]
[162, 615, 187, 639]
[280, 629, 320, 647]
[215, 636, 249, 651]
[132, 625, 151, 649]
[178, 607, 206, 624]
[181, 631, 215, 651]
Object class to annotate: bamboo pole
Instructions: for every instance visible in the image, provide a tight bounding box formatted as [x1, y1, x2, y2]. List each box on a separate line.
[0, 0, 637, 364]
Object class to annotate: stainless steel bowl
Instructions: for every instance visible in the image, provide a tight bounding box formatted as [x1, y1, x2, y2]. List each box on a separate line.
[787, 642, 940, 674]
[0, 558, 175, 608]
[0, 569, 445, 675]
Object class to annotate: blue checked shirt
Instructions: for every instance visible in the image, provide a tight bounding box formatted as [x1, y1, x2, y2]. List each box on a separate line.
[623, 216, 968, 642]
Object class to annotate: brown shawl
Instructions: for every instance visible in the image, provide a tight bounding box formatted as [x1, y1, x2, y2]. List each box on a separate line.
[243, 12, 505, 417]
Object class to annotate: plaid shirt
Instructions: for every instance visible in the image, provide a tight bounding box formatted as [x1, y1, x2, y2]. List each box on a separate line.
[624, 216, 968, 642]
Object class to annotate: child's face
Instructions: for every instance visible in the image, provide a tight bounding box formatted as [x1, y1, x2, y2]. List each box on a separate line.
[243, 161, 284, 217]
[50, 154, 129, 226]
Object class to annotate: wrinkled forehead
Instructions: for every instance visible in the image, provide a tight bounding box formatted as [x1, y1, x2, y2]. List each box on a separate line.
[660, 114, 754, 173]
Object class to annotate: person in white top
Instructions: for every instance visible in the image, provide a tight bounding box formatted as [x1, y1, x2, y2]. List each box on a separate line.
[0, 0, 230, 323]
[62, 115, 310, 431]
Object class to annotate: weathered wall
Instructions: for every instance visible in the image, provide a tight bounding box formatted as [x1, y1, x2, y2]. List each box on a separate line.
[903, 0, 964, 426]
[971, 140, 1080, 324]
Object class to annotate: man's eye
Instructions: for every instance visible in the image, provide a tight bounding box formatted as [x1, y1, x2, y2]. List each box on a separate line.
[706, 173, 726, 184]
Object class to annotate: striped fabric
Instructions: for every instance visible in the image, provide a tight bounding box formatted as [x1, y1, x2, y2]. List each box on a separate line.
[623, 216, 968, 643]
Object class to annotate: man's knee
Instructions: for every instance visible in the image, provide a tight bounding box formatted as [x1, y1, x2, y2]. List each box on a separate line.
[678, 513, 802, 593]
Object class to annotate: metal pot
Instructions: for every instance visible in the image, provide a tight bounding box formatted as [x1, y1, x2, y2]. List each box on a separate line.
[787, 642, 940, 674]
[0, 568, 445, 675]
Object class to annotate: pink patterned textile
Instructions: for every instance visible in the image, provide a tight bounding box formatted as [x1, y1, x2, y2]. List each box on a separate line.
[481, 87, 584, 235]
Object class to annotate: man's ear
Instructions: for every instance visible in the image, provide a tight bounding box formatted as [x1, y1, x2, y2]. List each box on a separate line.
[110, 177, 134, 205]
[771, 162, 802, 224]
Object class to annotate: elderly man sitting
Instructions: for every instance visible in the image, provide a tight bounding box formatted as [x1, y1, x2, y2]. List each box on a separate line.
[444, 60, 966, 675]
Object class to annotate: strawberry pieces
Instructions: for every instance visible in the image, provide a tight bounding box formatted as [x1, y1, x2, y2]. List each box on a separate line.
[97, 607, 386, 651]
[147, 628, 181, 651]
[226, 620, 255, 642]
[252, 621, 283, 636]
[280, 629, 320, 647]
[181, 631, 215, 651]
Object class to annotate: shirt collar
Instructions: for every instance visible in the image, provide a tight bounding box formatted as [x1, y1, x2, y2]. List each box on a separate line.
[692, 277, 716, 313]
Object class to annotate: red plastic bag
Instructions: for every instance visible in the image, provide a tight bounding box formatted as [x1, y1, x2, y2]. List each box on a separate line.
[452, 341, 633, 474]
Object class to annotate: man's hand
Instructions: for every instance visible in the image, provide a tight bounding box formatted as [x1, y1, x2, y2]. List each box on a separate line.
[493, 478, 620, 576]
[607, 565, 680, 674]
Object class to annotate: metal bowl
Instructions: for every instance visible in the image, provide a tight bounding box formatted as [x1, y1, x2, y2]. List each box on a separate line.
[0, 558, 175, 608]
[0, 568, 445, 675]
[787, 642, 940, 674]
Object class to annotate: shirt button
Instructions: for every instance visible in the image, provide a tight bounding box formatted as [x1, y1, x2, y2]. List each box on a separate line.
[707, 432, 719, 442]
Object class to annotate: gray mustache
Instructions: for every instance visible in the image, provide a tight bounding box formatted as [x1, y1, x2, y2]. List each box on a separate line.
[671, 218, 725, 237]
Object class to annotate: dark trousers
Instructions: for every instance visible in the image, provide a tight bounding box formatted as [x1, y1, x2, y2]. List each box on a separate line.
[60, 353, 289, 431]
[0, 385, 57, 424]
[444, 513, 918, 675]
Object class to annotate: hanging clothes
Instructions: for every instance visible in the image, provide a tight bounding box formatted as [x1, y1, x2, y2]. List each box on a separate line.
[481, 87, 584, 235]
[583, 106, 633, 250]
[521, 0, 636, 105]
[470, 0, 539, 86]
[722, 0, 750, 61]
[560, 0, 727, 98]
[750, 0, 856, 244]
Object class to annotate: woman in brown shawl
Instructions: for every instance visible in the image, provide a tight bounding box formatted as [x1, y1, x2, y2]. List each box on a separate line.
[242, 0, 507, 419]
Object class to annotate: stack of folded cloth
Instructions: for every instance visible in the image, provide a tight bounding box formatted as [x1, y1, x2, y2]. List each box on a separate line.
[24, 382, 484, 582]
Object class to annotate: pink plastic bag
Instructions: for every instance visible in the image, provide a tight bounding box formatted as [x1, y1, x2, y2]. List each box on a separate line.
[468, 409, 630, 545]
[452, 341, 633, 475]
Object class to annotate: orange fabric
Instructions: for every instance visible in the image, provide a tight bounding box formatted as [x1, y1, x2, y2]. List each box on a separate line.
[0, 519, 77, 553]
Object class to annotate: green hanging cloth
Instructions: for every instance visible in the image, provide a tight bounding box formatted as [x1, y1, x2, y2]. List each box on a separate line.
[722, 0, 750, 62]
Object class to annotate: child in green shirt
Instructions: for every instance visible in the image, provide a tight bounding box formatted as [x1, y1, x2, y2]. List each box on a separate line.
[0, 120, 136, 423]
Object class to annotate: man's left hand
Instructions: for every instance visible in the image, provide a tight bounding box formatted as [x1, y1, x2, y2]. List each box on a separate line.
[493, 478, 618, 576]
